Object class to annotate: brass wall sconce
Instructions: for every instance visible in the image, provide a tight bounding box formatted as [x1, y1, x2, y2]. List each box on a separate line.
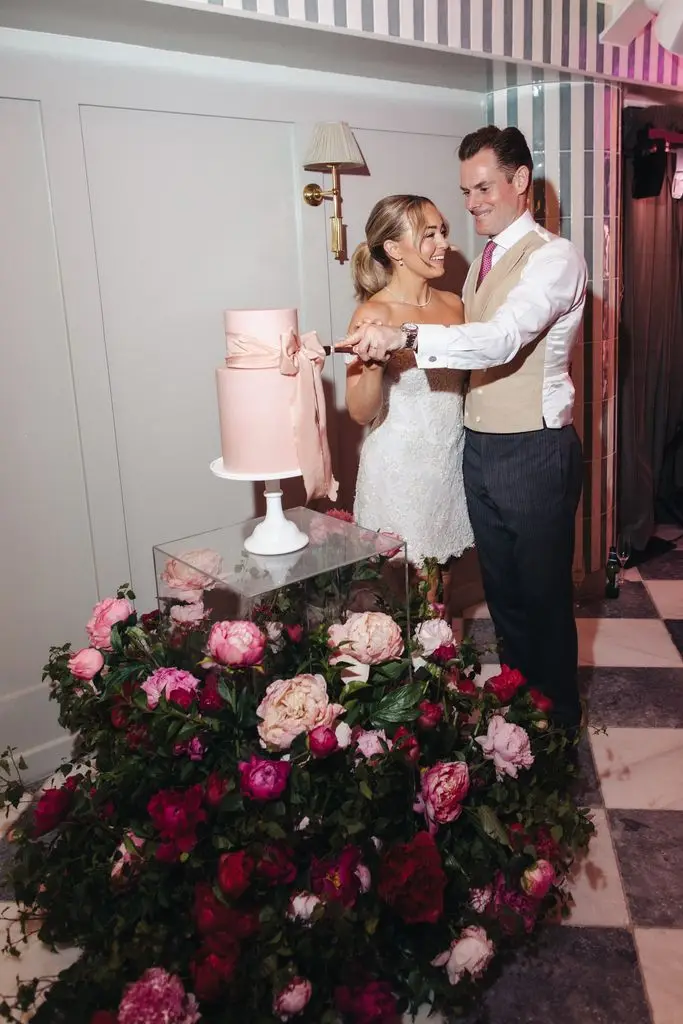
[302, 121, 364, 262]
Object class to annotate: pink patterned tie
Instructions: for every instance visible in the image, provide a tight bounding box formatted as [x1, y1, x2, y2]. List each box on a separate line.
[476, 239, 496, 290]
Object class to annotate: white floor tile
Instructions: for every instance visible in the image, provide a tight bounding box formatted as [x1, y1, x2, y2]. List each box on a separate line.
[590, 728, 683, 810]
[635, 928, 683, 1024]
[564, 808, 629, 928]
[644, 580, 683, 620]
[577, 618, 683, 668]
[0, 902, 80, 1012]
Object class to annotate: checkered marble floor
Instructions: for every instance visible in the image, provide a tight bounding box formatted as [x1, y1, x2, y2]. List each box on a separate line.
[3, 528, 683, 1022]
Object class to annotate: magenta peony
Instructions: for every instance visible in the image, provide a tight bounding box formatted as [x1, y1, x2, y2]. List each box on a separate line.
[117, 967, 200, 1024]
[141, 667, 200, 710]
[475, 715, 534, 779]
[239, 754, 291, 802]
[68, 647, 104, 681]
[207, 620, 266, 667]
[86, 597, 134, 651]
[308, 724, 338, 758]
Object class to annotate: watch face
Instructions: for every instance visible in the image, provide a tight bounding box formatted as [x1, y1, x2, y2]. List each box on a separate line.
[402, 322, 419, 332]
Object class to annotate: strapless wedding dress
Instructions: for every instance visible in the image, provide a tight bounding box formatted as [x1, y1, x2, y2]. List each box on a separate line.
[353, 350, 474, 565]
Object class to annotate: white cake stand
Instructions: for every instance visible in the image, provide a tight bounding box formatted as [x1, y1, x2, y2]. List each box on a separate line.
[209, 458, 309, 555]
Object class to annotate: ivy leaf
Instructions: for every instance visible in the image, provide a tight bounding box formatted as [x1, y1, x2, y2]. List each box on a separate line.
[475, 805, 511, 847]
[370, 682, 424, 725]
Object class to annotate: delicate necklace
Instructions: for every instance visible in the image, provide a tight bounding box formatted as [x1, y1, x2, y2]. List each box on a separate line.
[385, 285, 432, 308]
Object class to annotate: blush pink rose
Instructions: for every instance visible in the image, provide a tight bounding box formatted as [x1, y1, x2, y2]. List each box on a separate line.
[86, 597, 134, 651]
[413, 618, 455, 657]
[207, 620, 266, 667]
[161, 548, 223, 603]
[416, 760, 470, 832]
[475, 715, 534, 779]
[327, 611, 404, 665]
[274, 977, 312, 1021]
[287, 891, 321, 925]
[256, 673, 344, 751]
[522, 859, 555, 899]
[170, 602, 205, 628]
[431, 925, 494, 985]
[68, 647, 104, 681]
[355, 728, 392, 760]
[141, 667, 200, 710]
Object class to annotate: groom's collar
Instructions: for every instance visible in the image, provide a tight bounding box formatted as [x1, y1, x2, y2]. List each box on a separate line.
[490, 209, 536, 252]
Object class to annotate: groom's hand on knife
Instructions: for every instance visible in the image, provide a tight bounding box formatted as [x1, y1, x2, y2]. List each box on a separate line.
[336, 320, 405, 363]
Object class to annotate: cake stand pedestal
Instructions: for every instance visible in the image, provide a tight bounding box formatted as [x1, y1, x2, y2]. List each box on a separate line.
[209, 458, 309, 555]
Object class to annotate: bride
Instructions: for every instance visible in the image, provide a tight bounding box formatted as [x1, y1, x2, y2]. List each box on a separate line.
[346, 194, 473, 601]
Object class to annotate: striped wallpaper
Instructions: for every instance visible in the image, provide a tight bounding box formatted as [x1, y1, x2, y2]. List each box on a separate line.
[487, 67, 622, 575]
[188, 0, 682, 91]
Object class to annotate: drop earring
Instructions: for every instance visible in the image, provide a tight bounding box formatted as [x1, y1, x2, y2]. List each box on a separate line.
[398, 258, 404, 267]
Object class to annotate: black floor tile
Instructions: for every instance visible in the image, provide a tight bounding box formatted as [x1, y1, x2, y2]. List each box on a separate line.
[572, 731, 603, 806]
[664, 620, 683, 659]
[638, 549, 683, 580]
[575, 581, 659, 619]
[460, 927, 652, 1024]
[609, 809, 683, 927]
[580, 667, 683, 728]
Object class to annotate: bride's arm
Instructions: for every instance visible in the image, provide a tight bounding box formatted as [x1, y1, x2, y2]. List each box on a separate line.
[345, 301, 389, 426]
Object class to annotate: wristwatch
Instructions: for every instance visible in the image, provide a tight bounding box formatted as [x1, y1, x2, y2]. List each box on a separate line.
[401, 322, 419, 351]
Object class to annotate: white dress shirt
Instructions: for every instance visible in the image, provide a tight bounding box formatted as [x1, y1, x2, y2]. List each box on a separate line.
[415, 210, 588, 428]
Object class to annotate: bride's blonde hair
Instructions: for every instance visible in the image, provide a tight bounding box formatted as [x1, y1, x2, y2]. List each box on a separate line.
[351, 194, 443, 302]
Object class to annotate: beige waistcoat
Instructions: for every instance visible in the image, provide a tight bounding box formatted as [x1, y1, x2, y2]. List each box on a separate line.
[463, 230, 548, 433]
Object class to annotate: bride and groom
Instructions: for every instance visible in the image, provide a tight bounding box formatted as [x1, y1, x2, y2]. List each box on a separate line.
[341, 125, 587, 733]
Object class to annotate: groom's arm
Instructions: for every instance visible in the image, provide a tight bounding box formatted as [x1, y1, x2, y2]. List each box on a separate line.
[415, 240, 587, 371]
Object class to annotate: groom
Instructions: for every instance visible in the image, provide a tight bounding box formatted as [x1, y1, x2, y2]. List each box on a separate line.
[341, 126, 587, 731]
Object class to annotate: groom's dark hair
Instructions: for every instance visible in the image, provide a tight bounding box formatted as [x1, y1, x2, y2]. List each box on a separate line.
[458, 126, 533, 186]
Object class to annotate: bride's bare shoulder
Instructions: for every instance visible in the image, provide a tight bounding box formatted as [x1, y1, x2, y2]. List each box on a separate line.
[435, 290, 465, 319]
[348, 297, 393, 328]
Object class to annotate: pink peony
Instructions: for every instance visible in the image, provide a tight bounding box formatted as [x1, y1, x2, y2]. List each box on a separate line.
[170, 602, 205, 627]
[475, 715, 534, 779]
[522, 859, 555, 899]
[256, 673, 344, 751]
[111, 832, 145, 883]
[239, 754, 291, 802]
[355, 728, 392, 760]
[161, 548, 223, 603]
[416, 760, 470, 832]
[141, 667, 200, 710]
[68, 647, 104, 681]
[413, 618, 455, 657]
[86, 597, 134, 651]
[274, 977, 312, 1021]
[117, 967, 200, 1024]
[207, 620, 266, 667]
[328, 611, 404, 665]
[431, 925, 494, 986]
[287, 891, 322, 924]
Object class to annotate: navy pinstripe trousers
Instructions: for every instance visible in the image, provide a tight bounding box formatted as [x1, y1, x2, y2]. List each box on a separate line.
[463, 424, 583, 728]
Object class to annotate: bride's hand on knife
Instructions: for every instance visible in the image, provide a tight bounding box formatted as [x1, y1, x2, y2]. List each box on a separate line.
[336, 320, 405, 364]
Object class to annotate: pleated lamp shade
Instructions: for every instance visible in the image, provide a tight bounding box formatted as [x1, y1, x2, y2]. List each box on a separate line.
[304, 121, 365, 169]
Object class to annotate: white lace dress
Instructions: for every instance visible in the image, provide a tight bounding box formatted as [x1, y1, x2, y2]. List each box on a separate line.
[352, 350, 474, 565]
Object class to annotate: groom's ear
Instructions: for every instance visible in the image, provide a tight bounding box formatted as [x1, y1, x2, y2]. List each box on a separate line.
[513, 165, 531, 195]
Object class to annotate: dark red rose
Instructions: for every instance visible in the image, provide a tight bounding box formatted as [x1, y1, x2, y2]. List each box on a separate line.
[155, 840, 179, 863]
[393, 726, 420, 765]
[193, 883, 259, 938]
[484, 664, 526, 703]
[204, 772, 230, 808]
[147, 784, 207, 856]
[491, 871, 539, 935]
[217, 850, 254, 899]
[452, 673, 477, 695]
[125, 723, 151, 751]
[90, 1013, 118, 1024]
[238, 755, 290, 802]
[377, 831, 446, 924]
[190, 946, 239, 1002]
[33, 786, 73, 836]
[432, 643, 458, 665]
[140, 610, 160, 632]
[256, 842, 297, 886]
[168, 687, 194, 710]
[529, 687, 554, 713]
[285, 624, 304, 643]
[110, 706, 129, 730]
[308, 725, 338, 758]
[311, 846, 362, 907]
[534, 825, 560, 861]
[335, 980, 399, 1024]
[507, 822, 528, 851]
[417, 700, 443, 729]
[198, 673, 225, 712]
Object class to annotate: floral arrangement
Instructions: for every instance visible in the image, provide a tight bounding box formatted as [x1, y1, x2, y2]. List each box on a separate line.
[0, 523, 593, 1024]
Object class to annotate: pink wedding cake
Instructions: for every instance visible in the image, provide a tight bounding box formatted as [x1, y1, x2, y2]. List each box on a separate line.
[216, 308, 338, 501]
